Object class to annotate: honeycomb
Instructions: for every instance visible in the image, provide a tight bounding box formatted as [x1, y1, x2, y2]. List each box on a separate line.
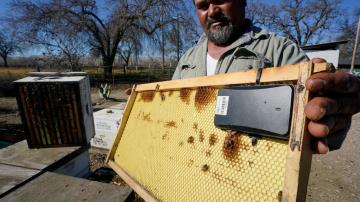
[114, 87, 288, 201]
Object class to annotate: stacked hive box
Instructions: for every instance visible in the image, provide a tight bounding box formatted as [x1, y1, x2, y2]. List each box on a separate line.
[14, 72, 95, 148]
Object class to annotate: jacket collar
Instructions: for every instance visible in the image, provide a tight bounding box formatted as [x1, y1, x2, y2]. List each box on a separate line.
[193, 20, 269, 77]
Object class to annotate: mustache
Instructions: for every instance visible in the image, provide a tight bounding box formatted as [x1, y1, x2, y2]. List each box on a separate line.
[206, 13, 231, 29]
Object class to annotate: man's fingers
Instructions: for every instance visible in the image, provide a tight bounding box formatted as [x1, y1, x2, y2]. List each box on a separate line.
[312, 138, 329, 154]
[306, 70, 360, 94]
[308, 117, 334, 138]
[311, 58, 327, 63]
[305, 97, 360, 121]
[308, 116, 352, 138]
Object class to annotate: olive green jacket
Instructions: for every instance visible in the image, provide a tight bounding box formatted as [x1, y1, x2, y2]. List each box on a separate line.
[172, 24, 308, 80]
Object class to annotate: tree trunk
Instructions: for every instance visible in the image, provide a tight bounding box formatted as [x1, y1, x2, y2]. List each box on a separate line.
[123, 65, 127, 74]
[103, 65, 113, 79]
[1, 55, 9, 67]
[102, 57, 114, 79]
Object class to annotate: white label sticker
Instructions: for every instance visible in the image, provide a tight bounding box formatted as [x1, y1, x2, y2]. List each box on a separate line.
[215, 96, 229, 116]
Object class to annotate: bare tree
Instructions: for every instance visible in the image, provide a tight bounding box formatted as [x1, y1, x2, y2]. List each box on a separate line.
[248, 0, 343, 46]
[118, 31, 142, 73]
[21, 23, 87, 71]
[11, 0, 188, 78]
[166, 15, 200, 62]
[0, 28, 21, 67]
[147, 17, 200, 69]
[337, 8, 360, 61]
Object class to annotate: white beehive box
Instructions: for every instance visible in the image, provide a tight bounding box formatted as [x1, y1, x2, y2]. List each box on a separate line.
[91, 105, 125, 150]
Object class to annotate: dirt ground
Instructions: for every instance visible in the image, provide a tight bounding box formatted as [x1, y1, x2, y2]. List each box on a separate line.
[0, 84, 359, 201]
[307, 113, 360, 202]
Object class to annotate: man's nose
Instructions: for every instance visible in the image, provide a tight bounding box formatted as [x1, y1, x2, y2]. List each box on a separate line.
[208, 3, 221, 17]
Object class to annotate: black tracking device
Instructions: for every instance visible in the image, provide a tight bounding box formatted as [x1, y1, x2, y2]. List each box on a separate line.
[214, 85, 294, 139]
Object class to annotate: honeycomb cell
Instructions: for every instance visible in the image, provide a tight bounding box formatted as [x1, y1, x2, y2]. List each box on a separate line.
[114, 87, 289, 202]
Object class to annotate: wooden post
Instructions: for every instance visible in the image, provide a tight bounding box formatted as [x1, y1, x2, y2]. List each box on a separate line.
[351, 17, 360, 73]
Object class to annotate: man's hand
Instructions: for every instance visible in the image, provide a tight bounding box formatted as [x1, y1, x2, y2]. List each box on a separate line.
[305, 58, 360, 154]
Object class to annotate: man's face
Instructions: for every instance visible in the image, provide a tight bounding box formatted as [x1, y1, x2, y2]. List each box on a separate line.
[194, 0, 246, 45]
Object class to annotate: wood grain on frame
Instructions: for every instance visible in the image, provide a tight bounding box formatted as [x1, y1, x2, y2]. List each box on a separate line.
[134, 62, 330, 92]
[106, 85, 138, 163]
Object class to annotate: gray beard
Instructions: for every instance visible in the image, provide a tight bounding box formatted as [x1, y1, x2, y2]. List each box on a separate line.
[206, 23, 235, 45]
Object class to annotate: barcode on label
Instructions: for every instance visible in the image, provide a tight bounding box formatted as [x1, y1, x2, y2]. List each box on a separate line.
[215, 96, 229, 116]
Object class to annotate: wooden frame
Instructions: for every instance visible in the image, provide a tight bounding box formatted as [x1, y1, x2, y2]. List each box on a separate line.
[107, 62, 332, 202]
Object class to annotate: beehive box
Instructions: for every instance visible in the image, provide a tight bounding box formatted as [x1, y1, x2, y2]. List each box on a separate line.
[14, 72, 95, 148]
[107, 62, 332, 202]
[91, 108, 124, 149]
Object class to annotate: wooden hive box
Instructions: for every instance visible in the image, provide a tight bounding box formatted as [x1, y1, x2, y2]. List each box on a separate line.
[107, 62, 333, 202]
[14, 72, 95, 148]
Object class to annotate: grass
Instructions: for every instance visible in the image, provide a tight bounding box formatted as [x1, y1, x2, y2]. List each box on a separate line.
[0, 67, 36, 77]
[0, 66, 175, 84]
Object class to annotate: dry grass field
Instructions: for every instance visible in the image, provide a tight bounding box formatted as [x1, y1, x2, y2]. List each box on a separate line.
[0, 67, 35, 76]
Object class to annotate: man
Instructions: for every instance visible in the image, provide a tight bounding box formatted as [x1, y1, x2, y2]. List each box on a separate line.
[173, 0, 360, 154]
